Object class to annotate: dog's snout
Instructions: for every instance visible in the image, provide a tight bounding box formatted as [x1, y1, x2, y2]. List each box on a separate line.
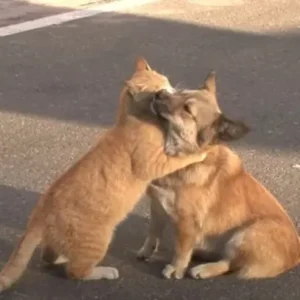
[152, 89, 178, 119]
[154, 89, 171, 101]
[153, 89, 172, 113]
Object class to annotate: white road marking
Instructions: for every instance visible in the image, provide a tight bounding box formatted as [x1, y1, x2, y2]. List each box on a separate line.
[189, 0, 243, 5]
[0, 0, 158, 37]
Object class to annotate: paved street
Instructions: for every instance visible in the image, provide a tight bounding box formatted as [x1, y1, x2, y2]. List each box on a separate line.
[0, 0, 300, 299]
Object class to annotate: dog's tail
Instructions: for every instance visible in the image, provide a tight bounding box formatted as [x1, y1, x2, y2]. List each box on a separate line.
[0, 224, 42, 293]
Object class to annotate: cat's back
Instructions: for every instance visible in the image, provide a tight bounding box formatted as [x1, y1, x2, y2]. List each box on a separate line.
[42, 127, 133, 211]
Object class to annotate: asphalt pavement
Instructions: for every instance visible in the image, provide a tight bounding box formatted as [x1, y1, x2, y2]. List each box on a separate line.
[0, 0, 300, 299]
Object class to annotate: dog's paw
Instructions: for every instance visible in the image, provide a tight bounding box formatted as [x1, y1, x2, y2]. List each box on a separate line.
[137, 248, 152, 261]
[137, 243, 156, 261]
[162, 264, 185, 279]
[189, 265, 209, 279]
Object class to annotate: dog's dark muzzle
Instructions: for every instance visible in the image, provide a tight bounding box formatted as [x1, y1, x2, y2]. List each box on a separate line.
[151, 89, 174, 120]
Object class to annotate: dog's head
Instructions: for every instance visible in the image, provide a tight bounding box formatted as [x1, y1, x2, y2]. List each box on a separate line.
[152, 72, 249, 155]
[117, 57, 174, 123]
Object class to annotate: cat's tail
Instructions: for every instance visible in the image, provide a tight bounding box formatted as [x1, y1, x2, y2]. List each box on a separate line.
[0, 223, 43, 293]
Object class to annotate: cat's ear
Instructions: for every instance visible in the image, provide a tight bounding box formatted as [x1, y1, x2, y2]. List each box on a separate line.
[135, 57, 152, 71]
[215, 114, 250, 141]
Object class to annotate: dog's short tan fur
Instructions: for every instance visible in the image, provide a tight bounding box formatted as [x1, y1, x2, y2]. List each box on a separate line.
[0, 60, 206, 293]
[138, 73, 300, 280]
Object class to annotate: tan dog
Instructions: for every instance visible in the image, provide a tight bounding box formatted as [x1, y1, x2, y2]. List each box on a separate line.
[0, 64, 206, 293]
[138, 73, 300, 280]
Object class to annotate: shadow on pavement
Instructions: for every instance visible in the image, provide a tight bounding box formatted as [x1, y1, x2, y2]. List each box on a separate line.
[0, 12, 300, 151]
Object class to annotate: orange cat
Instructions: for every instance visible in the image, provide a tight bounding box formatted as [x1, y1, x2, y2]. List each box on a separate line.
[116, 57, 174, 124]
[0, 68, 206, 293]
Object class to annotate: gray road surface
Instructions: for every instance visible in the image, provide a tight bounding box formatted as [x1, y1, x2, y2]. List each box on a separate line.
[0, 0, 300, 299]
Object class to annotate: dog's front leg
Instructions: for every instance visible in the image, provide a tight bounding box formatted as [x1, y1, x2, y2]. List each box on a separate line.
[137, 189, 169, 261]
[162, 219, 196, 279]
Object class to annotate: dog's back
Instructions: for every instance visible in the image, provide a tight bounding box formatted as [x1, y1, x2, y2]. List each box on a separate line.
[187, 145, 300, 275]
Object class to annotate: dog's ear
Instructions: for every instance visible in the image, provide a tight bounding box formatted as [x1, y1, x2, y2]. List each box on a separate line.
[202, 71, 216, 94]
[215, 114, 250, 141]
[135, 57, 152, 71]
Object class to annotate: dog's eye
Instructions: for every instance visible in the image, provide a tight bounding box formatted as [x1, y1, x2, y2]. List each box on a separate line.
[183, 104, 193, 116]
